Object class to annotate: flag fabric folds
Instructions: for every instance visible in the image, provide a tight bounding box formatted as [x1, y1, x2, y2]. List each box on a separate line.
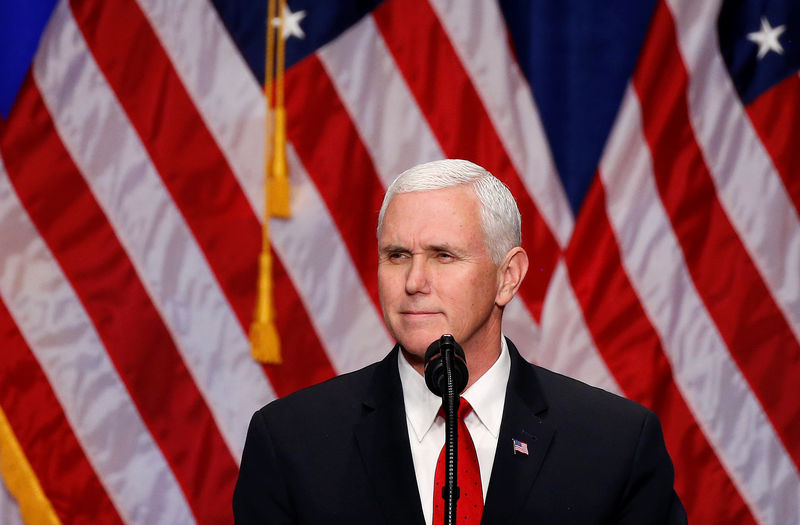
[0, 0, 798, 523]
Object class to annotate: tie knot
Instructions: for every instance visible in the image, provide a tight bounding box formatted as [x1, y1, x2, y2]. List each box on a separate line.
[438, 399, 473, 421]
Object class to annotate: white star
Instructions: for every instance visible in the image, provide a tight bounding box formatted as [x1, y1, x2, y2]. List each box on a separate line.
[747, 16, 786, 60]
[272, 5, 306, 40]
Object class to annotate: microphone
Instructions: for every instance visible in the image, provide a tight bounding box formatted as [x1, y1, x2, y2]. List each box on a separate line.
[424, 334, 469, 397]
[424, 334, 468, 525]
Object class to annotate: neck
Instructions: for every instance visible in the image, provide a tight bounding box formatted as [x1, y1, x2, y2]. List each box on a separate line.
[462, 336, 502, 389]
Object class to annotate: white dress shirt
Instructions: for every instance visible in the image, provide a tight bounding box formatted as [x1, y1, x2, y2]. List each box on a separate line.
[398, 338, 511, 525]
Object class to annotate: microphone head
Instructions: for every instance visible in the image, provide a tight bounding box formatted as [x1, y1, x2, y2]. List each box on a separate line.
[424, 334, 469, 396]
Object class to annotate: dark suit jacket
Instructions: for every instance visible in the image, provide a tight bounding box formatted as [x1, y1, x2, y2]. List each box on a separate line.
[233, 340, 687, 524]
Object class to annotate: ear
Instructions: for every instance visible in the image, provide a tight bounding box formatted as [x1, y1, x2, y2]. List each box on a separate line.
[495, 247, 529, 307]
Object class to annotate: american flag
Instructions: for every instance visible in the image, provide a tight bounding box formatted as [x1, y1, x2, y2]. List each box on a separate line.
[0, 0, 798, 523]
[512, 439, 528, 456]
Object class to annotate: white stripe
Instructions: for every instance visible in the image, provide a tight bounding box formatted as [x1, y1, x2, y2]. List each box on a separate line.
[0, 160, 194, 525]
[429, 0, 574, 248]
[601, 86, 800, 525]
[35, 1, 275, 461]
[666, 0, 800, 343]
[318, 14, 444, 184]
[538, 262, 623, 395]
[502, 295, 541, 358]
[0, 480, 24, 525]
[135, 0, 392, 374]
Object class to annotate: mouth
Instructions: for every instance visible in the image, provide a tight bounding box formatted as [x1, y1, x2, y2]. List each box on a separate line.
[399, 311, 441, 319]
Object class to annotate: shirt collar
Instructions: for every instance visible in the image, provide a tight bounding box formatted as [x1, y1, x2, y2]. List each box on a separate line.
[398, 337, 511, 442]
[462, 337, 509, 439]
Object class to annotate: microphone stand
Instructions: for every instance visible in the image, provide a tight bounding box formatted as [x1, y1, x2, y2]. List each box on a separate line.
[424, 335, 468, 525]
[441, 345, 460, 525]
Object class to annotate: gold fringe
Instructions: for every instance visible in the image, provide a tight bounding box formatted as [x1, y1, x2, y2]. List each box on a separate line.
[0, 405, 61, 525]
[250, 249, 282, 364]
[268, 0, 291, 218]
[268, 106, 291, 218]
[250, 0, 291, 364]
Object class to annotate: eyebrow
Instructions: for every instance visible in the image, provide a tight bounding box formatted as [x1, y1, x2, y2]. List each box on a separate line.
[378, 244, 407, 254]
[427, 243, 458, 253]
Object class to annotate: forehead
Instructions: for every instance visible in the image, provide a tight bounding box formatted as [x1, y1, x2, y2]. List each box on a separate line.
[380, 186, 484, 244]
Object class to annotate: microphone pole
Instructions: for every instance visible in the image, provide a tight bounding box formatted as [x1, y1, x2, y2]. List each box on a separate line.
[425, 335, 468, 525]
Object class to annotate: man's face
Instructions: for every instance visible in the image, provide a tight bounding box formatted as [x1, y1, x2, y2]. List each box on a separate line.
[377, 185, 503, 364]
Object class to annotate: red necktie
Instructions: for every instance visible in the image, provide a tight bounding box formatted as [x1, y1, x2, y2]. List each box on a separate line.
[433, 400, 483, 525]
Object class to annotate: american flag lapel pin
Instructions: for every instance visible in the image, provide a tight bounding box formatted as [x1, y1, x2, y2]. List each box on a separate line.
[512, 438, 529, 455]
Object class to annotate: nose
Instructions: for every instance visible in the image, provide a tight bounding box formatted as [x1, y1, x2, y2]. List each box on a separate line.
[405, 254, 430, 295]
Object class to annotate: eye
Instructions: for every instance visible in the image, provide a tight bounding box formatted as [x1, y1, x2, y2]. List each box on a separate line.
[436, 251, 455, 261]
[384, 250, 409, 262]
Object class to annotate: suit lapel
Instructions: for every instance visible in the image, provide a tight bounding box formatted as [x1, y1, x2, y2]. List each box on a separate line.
[481, 340, 555, 524]
[354, 347, 425, 525]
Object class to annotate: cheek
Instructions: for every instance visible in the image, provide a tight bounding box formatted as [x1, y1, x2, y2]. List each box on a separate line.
[377, 266, 400, 301]
[463, 271, 499, 309]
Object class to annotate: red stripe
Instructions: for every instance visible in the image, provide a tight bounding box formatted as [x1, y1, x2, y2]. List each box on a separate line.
[372, 0, 561, 321]
[286, 54, 385, 308]
[67, 0, 336, 393]
[0, 297, 123, 524]
[0, 77, 237, 524]
[566, 178, 757, 524]
[746, 73, 800, 217]
[633, 0, 800, 467]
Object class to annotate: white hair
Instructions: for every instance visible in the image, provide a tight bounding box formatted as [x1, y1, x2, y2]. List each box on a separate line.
[377, 159, 521, 265]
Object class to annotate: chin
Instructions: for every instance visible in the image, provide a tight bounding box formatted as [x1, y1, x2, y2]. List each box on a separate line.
[397, 332, 447, 358]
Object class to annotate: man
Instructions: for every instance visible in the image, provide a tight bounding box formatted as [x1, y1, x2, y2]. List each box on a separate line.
[233, 159, 687, 524]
